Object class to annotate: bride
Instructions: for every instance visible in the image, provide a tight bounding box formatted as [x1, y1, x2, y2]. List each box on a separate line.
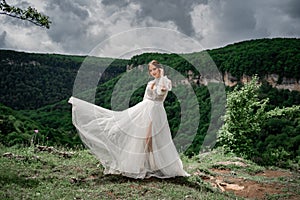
[68, 60, 190, 179]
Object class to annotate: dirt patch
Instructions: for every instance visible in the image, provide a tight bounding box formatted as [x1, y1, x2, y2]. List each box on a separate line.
[211, 169, 232, 174]
[215, 161, 248, 167]
[199, 169, 299, 200]
[221, 177, 284, 199]
[255, 169, 292, 178]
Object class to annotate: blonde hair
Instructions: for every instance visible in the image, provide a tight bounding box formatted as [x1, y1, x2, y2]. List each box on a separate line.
[148, 60, 162, 69]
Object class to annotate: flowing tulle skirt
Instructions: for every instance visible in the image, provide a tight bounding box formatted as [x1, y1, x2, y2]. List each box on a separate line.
[69, 96, 190, 179]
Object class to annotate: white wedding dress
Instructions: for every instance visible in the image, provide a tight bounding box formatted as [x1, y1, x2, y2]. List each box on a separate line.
[68, 76, 190, 179]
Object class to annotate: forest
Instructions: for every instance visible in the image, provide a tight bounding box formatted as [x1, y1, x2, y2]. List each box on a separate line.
[0, 38, 299, 169]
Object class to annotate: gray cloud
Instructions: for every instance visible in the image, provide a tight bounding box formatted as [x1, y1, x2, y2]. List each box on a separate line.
[218, 0, 256, 32]
[0, 31, 7, 48]
[101, 0, 208, 36]
[44, 0, 108, 54]
[46, 0, 89, 19]
[192, 0, 300, 49]
[0, 0, 299, 56]
[255, 0, 300, 37]
[281, 0, 300, 19]
[101, 0, 130, 8]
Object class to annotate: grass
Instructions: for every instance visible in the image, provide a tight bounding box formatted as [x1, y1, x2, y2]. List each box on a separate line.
[0, 145, 239, 200]
[1, 145, 299, 199]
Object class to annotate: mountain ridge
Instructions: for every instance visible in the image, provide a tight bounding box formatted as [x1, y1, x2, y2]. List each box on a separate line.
[1, 37, 299, 110]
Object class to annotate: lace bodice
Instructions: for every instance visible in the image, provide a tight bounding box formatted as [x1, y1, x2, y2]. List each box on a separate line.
[143, 76, 172, 102]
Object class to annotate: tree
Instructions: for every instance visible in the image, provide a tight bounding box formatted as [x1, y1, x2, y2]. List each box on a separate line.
[217, 75, 300, 162]
[0, 0, 51, 28]
[217, 76, 268, 158]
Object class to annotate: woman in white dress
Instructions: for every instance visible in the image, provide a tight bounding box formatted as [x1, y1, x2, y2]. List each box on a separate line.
[68, 60, 190, 179]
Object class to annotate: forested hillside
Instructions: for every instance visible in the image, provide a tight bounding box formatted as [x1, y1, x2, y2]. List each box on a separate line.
[209, 38, 300, 79]
[0, 50, 128, 109]
[129, 38, 300, 80]
[1, 38, 299, 109]
[0, 38, 299, 168]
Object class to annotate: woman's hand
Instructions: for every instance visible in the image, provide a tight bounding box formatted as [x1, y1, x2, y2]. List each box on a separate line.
[160, 68, 164, 77]
[161, 86, 167, 92]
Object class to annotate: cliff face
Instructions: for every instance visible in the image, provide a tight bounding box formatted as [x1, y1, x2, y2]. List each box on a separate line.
[264, 74, 300, 92]
[189, 71, 300, 92]
[224, 72, 300, 92]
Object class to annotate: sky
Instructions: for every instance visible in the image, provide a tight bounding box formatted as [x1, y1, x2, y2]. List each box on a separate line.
[0, 0, 299, 58]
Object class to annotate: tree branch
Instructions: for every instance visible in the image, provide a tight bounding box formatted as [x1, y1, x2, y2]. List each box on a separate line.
[0, 12, 45, 28]
[0, 0, 51, 29]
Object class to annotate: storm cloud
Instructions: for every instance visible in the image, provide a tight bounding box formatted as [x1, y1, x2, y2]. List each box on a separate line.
[0, 31, 7, 48]
[0, 0, 299, 56]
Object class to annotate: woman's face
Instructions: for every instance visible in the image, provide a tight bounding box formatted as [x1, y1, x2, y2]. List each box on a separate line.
[148, 64, 161, 78]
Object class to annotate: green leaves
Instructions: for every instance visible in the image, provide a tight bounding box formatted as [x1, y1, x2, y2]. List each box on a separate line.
[218, 76, 269, 158]
[217, 75, 300, 167]
[267, 105, 300, 119]
[0, 0, 51, 28]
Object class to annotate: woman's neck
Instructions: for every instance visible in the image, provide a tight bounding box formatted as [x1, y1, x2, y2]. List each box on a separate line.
[154, 75, 161, 79]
